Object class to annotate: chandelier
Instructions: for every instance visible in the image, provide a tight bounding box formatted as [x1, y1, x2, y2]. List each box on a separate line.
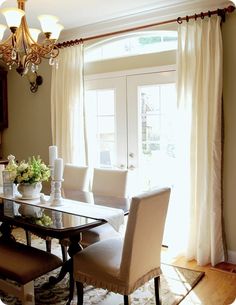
[0, 0, 63, 75]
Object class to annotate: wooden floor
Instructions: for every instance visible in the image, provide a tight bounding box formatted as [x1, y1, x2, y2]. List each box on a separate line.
[162, 249, 236, 305]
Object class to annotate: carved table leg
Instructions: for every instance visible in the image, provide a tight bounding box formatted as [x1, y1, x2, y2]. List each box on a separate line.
[45, 233, 83, 305]
[0, 222, 15, 242]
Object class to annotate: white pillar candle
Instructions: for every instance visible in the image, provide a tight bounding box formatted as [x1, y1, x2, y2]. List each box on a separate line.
[54, 158, 63, 180]
[49, 146, 58, 166]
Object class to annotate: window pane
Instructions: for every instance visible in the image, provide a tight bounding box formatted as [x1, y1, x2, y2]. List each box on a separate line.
[97, 90, 114, 115]
[98, 116, 115, 134]
[85, 30, 177, 62]
[85, 89, 116, 168]
[138, 83, 177, 190]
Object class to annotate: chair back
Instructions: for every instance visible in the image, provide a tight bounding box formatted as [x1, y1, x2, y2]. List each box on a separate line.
[92, 168, 128, 198]
[120, 188, 170, 283]
[63, 164, 89, 191]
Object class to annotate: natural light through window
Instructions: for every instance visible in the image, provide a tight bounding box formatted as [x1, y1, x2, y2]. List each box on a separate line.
[85, 30, 178, 62]
[138, 83, 177, 190]
[85, 89, 116, 168]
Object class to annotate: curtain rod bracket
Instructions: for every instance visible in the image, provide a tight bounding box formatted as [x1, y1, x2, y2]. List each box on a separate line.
[217, 9, 226, 22]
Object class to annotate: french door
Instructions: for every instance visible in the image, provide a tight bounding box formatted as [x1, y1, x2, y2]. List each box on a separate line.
[85, 70, 177, 194]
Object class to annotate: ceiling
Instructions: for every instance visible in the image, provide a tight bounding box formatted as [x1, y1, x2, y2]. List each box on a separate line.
[0, 0, 232, 38]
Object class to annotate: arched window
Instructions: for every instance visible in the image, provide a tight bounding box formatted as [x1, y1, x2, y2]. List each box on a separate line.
[84, 30, 177, 62]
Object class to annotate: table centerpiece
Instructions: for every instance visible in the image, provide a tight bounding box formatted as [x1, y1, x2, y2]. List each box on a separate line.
[5, 155, 50, 199]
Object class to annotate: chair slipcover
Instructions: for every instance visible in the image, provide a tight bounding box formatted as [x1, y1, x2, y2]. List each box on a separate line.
[81, 168, 129, 246]
[92, 168, 128, 198]
[74, 188, 170, 302]
[63, 164, 89, 191]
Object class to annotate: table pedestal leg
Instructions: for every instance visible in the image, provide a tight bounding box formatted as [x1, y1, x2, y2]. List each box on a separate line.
[0, 223, 15, 242]
[45, 234, 83, 305]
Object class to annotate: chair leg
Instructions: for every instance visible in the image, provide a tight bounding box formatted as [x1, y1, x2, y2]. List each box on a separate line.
[46, 239, 52, 253]
[25, 230, 31, 246]
[67, 267, 75, 305]
[61, 244, 68, 262]
[76, 281, 84, 305]
[154, 276, 161, 305]
[124, 295, 130, 305]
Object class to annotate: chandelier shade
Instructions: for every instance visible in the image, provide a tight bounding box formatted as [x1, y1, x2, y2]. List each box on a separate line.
[0, 0, 63, 75]
[1, 7, 25, 28]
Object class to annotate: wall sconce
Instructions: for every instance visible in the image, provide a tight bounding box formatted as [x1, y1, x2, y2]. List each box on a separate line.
[27, 71, 43, 93]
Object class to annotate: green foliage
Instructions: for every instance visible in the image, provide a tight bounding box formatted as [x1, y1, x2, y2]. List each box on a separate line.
[6, 155, 50, 184]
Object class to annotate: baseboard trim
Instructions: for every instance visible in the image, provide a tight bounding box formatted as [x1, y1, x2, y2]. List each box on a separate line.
[228, 250, 236, 264]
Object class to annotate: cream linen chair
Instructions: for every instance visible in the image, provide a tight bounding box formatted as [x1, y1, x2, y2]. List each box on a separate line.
[63, 164, 89, 191]
[74, 187, 171, 305]
[81, 168, 129, 247]
[91, 168, 128, 197]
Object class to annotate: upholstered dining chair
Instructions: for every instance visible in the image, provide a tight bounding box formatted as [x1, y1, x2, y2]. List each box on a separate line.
[91, 168, 129, 197]
[73, 187, 171, 305]
[81, 168, 129, 247]
[63, 164, 89, 191]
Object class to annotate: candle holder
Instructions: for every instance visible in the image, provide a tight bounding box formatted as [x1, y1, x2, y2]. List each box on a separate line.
[52, 211, 63, 228]
[48, 165, 55, 202]
[51, 179, 64, 206]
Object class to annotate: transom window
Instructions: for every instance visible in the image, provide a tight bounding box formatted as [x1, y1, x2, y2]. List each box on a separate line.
[85, 30, 177, 63]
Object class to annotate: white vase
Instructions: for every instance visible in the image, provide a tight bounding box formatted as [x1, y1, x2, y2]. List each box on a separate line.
[17, 182, 42, 199]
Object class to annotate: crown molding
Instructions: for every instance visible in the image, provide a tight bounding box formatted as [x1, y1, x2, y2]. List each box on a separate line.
[59, 0, 231, 42]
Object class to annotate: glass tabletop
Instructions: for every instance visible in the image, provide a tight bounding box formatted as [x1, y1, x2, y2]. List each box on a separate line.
[1, 199, 97, 231]
[0, 185, 129, 240]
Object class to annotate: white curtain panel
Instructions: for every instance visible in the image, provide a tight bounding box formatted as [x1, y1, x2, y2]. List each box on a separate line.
[177, 16, 224, 266]
[51, 44, 86, 164]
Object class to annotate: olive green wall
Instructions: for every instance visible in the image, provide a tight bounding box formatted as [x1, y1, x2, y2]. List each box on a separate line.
[222, 12, 236, 258]
[2, 61, 52, 163]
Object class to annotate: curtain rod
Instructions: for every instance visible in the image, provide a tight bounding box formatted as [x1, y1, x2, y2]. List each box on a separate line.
[57, 5, 235, 48]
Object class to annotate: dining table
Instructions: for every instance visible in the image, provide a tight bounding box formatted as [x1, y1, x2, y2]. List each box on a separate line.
[0, 184, 130, 305]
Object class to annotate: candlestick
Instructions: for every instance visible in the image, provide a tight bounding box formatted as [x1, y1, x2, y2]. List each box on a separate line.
[49, 146, 58, 167]
[54, 158, 63, 181]
[51, 179, 64, 206]
[49, 165, 55, 202]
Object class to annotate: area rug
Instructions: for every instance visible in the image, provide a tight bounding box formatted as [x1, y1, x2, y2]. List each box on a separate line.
[0, 230, 205, 305]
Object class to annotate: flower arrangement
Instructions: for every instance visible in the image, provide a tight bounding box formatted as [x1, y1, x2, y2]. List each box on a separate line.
[6, 155, 50, 184]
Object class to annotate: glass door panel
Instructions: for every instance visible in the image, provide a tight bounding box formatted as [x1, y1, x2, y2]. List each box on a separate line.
[84, 77, 127, 169]
[127, 71, 177, 193]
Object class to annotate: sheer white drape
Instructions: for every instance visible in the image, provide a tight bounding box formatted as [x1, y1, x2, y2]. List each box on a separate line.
[177, 16, 224, 266]
[51, 44, 86, 165]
